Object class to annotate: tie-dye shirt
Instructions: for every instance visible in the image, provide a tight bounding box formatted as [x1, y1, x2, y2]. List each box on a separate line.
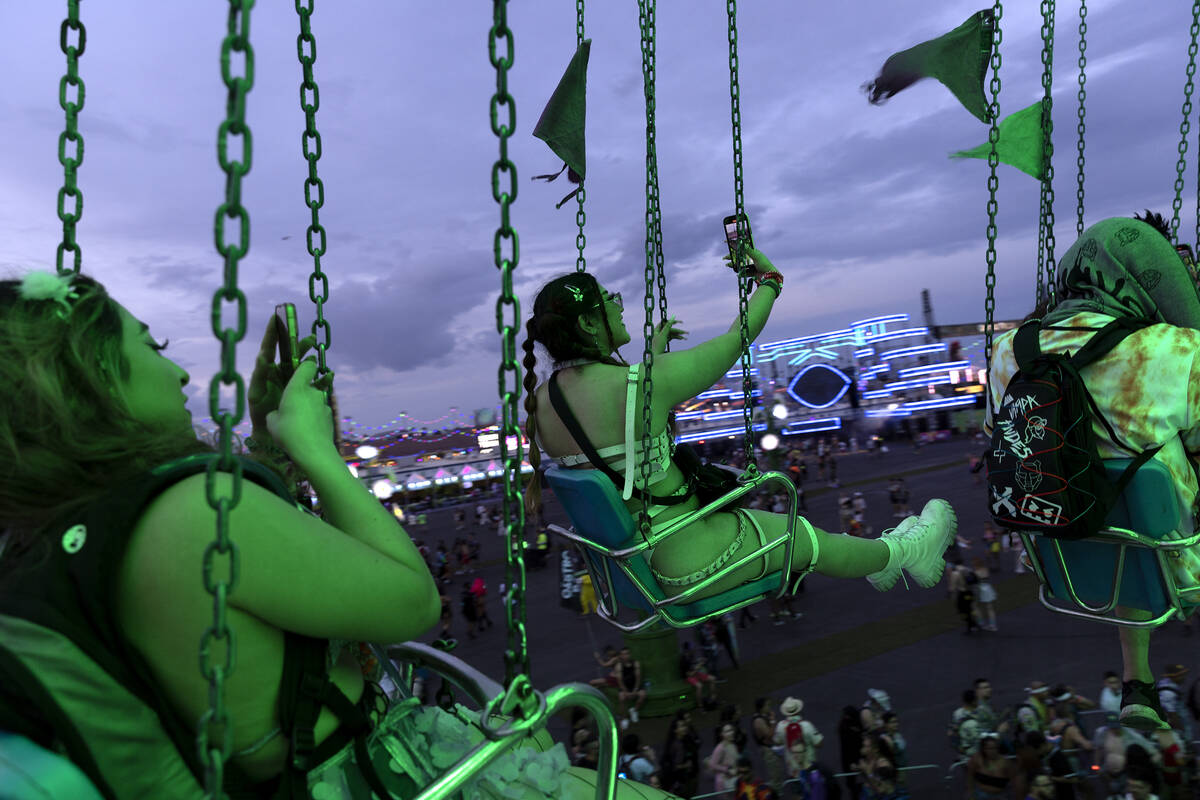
[984, 311, 1200, 585]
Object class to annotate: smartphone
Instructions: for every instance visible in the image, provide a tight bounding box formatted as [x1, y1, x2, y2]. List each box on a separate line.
[723, 212, 753, 273]
[274, 303, 301, 384]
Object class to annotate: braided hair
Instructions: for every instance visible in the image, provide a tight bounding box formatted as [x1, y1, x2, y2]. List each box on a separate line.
[522, 273, 627, 519]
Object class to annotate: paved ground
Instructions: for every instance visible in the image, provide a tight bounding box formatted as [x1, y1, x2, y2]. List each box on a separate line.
[403, 437, 1200, 798]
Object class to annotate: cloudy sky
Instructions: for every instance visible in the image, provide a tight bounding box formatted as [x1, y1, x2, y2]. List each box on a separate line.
[1, 2, 1195, 433]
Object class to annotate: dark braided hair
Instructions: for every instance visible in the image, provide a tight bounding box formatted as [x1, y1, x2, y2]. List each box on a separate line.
[522, 273, 627, 519]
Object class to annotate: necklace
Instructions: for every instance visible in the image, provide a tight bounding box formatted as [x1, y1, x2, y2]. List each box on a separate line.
[556, 358, 599, 369]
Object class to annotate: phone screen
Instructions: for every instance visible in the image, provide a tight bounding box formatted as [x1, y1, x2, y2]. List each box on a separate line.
[274, 303, 300, 383]
[725, 219, 741, 246]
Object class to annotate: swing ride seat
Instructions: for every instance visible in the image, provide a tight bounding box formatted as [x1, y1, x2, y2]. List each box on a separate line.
[1017, 458, 1200, 629]
[0, 637, 645, 800]
[544, 463, 806, 631]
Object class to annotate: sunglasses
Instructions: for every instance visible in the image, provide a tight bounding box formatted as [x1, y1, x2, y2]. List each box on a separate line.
[595, 291, 623, 310]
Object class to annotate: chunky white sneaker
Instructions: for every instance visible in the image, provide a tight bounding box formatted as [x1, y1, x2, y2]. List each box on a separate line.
[867, 500, 956, 591]
[865, 516, 917, 592]
[629, 708, 639, 723]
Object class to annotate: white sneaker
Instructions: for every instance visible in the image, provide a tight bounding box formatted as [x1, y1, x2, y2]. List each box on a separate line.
[629, 708, 639, 723]
[620, 718, 630, 730]
[867, 500, 956, 591]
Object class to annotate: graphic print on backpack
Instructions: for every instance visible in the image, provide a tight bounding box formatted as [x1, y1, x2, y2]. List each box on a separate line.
[985, 318, 1162, 540]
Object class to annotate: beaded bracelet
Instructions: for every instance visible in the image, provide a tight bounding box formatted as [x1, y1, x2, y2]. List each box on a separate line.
[757, 270, 784, 285]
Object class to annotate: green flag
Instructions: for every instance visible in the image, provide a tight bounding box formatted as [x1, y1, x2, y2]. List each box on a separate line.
[866, 9, 995, 124]
[533, 40, 590, 208]
[950, 100, 1046, 180]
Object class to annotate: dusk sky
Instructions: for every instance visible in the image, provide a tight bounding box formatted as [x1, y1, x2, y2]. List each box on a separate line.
[2, 2, 1195, 434]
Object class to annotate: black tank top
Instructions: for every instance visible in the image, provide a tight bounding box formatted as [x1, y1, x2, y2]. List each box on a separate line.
[620, 662, 638, 691]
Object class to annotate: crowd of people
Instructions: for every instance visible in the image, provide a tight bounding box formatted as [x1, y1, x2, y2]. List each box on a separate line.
[569, 651, 1200, 800]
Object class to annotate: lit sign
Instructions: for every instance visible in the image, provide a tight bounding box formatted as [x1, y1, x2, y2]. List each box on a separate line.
[786, 364, 851, 409]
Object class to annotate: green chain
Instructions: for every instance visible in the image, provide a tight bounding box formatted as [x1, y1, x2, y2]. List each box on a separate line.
[1075, 0, 1087, 239]
[56, 0, 85, 275]
[638, 0, 659, 543]
[1040, 0, 1057, 307]
[1171, 0, 1200, 245]
[575, 0, 587, 273]
[296, 1, 333, 389]
[201, 3, 255, 797]
[489, 0, 529, 687]
[983, 3, 1002, 404]
[727, 0, 757, 478]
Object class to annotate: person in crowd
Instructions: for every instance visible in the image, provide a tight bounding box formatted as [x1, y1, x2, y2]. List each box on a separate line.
[570, 708, 597, 767]
[881, 711, 909, 789]
[469, 576, 492, 631]
[838, 704, 866, 800]
[1100, 671, 1124, 714]
[682, 644, 719, 711]
[1123, 745, 1164, 800]
[861, 688, 892, 734]
[752, 697, 785, 792]
[972, 678, 1009, 748]
[454, 507, 466, 531]
[435, 585, 456, 648]
[984, 212, 1200, 732]
[661, 712, 700, 799]
[734, 756, 780, 800]
[955, 565, 983, 635]
[708, 722, 742, 795]
[1018, 683, 1053, 736]
[578, 572, 598, 616]
[697, 619, 726, 678]
[1123, 769, 1161, 800]
[973, 558, 999, 632]
[460, 579, 481, 640]
[1149, 727, 1189, 800]
[853, 733, 899, 799]
[1026, 731, 1082, 800]
[983, 522, 1002, 571]
[520, 262, 958, 623]
[1092, 711, 1157, 797]
[774, 696, 823, 784]
[966, 733, 1021, 800]
[1155, 664, 1194, 744]
[712, 703, 749, 755]
[827, 452, 839, 488]
[615, 646, 647, 725]
[0, 272, 629, 797]
[589, 645, 620, 691]
[617, 733, 659, 788]
[1024, 772, 1056, 800]
[949, 689, 982, 761]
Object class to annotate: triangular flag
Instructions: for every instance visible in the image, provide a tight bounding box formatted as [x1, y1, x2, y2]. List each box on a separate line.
[866, 9, 995, 124]
[533, 39, 590, 208]
[949, 100, 1046, 180]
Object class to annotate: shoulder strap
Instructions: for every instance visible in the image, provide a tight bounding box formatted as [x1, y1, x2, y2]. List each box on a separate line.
[622, 364, 642, 501]
[547, 370, 690, 506]
[1068, 317, 1154, 371]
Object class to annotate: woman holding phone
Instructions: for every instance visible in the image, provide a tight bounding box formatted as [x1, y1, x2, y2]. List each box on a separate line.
[0, 271, 672, 798]
[521, 244, 958, 605]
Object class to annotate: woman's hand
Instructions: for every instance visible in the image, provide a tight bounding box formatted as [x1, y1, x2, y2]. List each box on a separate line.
[722, 246, 778, 277]
[248, 315, 333, 439]
[651, 315, 688, 354]
[265, 358, 338, 465]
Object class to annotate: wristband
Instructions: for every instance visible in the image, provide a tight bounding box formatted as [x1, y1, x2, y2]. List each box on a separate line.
[757, 270, 784, 285]
[759, 280, 782, 299]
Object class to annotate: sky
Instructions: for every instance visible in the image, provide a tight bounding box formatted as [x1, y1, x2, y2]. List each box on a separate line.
[2, 2, 1197, 435]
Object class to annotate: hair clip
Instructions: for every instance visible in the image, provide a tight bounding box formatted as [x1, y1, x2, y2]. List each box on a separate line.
[19, 271, 80, 320]
[563, 283, 586, 304]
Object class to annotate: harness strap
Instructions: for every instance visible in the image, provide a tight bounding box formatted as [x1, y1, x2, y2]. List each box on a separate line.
[622, 364, 641, 501]
[547, 370, 691, 506]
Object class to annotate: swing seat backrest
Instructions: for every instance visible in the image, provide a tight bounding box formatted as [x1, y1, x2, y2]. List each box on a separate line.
[544, 465, 781, 627]
[1029, 458, 1194, 617]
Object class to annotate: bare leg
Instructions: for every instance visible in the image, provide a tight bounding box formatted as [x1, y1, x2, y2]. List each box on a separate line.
[1116, 605, 1154, 683]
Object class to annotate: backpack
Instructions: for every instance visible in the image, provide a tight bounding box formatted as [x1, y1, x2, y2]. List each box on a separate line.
[947, 711, 977, 756]
[985, 318, 1162, 539]
[785, 720, 806, 758]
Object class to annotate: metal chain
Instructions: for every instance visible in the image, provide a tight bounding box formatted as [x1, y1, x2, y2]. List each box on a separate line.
[296, 1, 332, 388]
[1075, 0, 1087, 239]
[728, 0, 757, 478]
[1041, 0, 1057, 306]
[56, 0, 85, 275]
[489, 0, 529, 687]
[575, 0, 587, 273]
[638, 0, 658, 543]
[983, 3, 1003, 405]
[201, 2, 255, 796]
[1171, 0, 1200, 245]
